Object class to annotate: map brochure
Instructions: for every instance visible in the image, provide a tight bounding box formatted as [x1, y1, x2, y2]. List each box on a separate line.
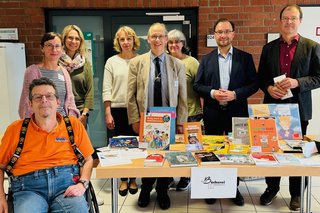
[139, 107, 176, 150]
[194, 151, 220, 165]
[248, 116, 279, 152]
[183, 122, 203, 151]
[165, 151, 198, 167]
[216, 153, 255, 165]
[248, 104, 302, 140]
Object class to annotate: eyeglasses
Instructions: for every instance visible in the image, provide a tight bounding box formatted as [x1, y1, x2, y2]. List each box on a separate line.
[43, 43, 62, 50]
[281, 17, 300, 22]
[32, 93, 57, 102]
[214, 30, 234, 36]
[168, 40, 182, 45]
[150, 35, 166, 41]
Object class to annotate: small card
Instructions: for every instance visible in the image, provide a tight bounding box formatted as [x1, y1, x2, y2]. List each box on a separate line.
[273, 74, 293, 100]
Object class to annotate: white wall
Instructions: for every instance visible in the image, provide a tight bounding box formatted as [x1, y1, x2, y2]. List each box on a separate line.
[299, 6, 320, 135]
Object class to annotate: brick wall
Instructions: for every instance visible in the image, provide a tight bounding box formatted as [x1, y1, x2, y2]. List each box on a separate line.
[0, 0, 315, 103]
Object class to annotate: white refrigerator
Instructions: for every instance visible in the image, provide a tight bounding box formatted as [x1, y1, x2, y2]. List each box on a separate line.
[0, 42, 26, 134]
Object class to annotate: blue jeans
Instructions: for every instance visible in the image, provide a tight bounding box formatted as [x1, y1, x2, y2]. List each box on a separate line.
[11, 164, 88, 213]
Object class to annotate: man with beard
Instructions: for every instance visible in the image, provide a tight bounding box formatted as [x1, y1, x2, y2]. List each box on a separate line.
[193, 18, 258, 206]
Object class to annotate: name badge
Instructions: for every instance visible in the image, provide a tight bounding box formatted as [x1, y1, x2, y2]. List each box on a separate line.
[58, 73, 65, 81]
[174, 80, 179, 87]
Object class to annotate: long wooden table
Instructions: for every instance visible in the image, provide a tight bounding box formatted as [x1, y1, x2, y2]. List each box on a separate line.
[96, 157, 318, 213]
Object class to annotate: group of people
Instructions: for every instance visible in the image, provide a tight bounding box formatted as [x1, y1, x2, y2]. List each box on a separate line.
[1, 3, 320, 212]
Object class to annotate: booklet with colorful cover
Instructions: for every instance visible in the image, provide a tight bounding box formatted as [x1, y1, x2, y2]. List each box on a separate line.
[216, 153, 255, 165]
[194, 152, 220, 165]
[139, 107, 176, 150]
[274, 153, 301, 166]
[248, 104, 302, 140]
[183, 122, 203, 151]
[109, 136, 139, 149]
[251, 153, 279, 166]
[165, 151, 198, 167]
[248, 116, 279, 152]
[144, 153, 165, 167]
[232, 117, 250, 145]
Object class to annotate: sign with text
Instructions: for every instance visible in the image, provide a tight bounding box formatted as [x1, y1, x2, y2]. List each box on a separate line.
[190, 168, 237, 199]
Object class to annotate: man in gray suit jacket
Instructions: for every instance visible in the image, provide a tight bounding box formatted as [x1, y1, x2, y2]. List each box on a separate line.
[127, 23, 188, 210]
[258, 4, 320, 211]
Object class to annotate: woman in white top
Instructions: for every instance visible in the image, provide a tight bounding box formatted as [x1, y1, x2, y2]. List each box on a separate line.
[102, 26, 140, 196]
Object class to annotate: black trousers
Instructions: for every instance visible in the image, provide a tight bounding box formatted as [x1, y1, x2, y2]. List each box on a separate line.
[141, 177, 171, 193]
[265, 120, 309, 196]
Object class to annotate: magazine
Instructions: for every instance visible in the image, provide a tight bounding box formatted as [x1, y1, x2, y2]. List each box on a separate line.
[183, 122, 203, 151]
[248, 116, 279, 152]
[139, 107, 176, 150]
[274, 153, 301, 166]
[165, 151, 198, 167]
[216, 154, 255, 165]
[194, 152, 220, 165]
[248, 104, 302, 140]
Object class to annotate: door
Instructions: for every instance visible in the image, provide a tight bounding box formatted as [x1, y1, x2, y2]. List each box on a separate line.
[46, 8, 198, 148]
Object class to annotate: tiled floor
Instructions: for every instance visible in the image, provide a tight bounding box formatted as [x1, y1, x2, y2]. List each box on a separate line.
[91, 173, 320, 213]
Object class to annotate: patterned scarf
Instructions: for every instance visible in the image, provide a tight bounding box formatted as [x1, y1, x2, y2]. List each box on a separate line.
[59, 51, 86, 73]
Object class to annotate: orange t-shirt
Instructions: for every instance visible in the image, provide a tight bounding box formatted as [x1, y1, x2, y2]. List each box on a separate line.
[0, 114, 94, 176]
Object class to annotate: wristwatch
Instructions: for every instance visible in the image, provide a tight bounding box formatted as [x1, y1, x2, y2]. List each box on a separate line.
[78, 179, 89, 189]
[82, 112, 89, 117]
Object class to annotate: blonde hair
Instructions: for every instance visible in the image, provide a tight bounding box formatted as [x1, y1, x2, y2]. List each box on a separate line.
[113, 26, 140, 53]
[61, 25, 87, 56]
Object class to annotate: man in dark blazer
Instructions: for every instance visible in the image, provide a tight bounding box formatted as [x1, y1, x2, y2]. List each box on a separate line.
[258, 4, 320, 211]
[194, 18, 258, 206]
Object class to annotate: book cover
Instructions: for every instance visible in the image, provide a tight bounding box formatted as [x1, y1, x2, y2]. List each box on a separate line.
[232, 117, 250, 145]
[248, 117, 279, 152]
[139, 107, 176, 150]
[144, 153, 165, 167]
[194, 152, 220, 165]
[274, 153, 301, 165]
[165, 151, 198, 167]
[183, 122, 203, 151]
[248, 104, 302, 140]
[109, 136, 139, 149]
[251, 153, 279, 166]
[216, 154, 255, 165]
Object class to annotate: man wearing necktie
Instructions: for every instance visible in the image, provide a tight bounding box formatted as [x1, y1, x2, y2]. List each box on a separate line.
[127, 23, 187, 210]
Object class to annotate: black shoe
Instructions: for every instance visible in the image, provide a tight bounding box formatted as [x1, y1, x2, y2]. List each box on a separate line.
[119, 181, 128, 196]
[129, 181, 138, 195]
[138, 189, 151, 208]
[176, 177, 190, 191]
[232, 189, 244, 206]
[289, 196, 300, 211]
[260, 189, 278, 205]
[205, 198, 216, 205]
[168, 177, 175, 188]
[157, 191, 171, 210]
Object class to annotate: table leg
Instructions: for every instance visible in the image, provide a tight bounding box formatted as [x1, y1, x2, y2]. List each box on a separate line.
[306, 176, 312, 213]
[300, 176, 305, 213]
[111, 178, 118, 213]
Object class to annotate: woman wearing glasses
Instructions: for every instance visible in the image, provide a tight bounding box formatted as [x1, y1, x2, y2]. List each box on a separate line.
[59, 25, 94, 127]
[19, 32, 79, 118]
[167, 29, 203, 191]
[102, 26, 140, 196]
